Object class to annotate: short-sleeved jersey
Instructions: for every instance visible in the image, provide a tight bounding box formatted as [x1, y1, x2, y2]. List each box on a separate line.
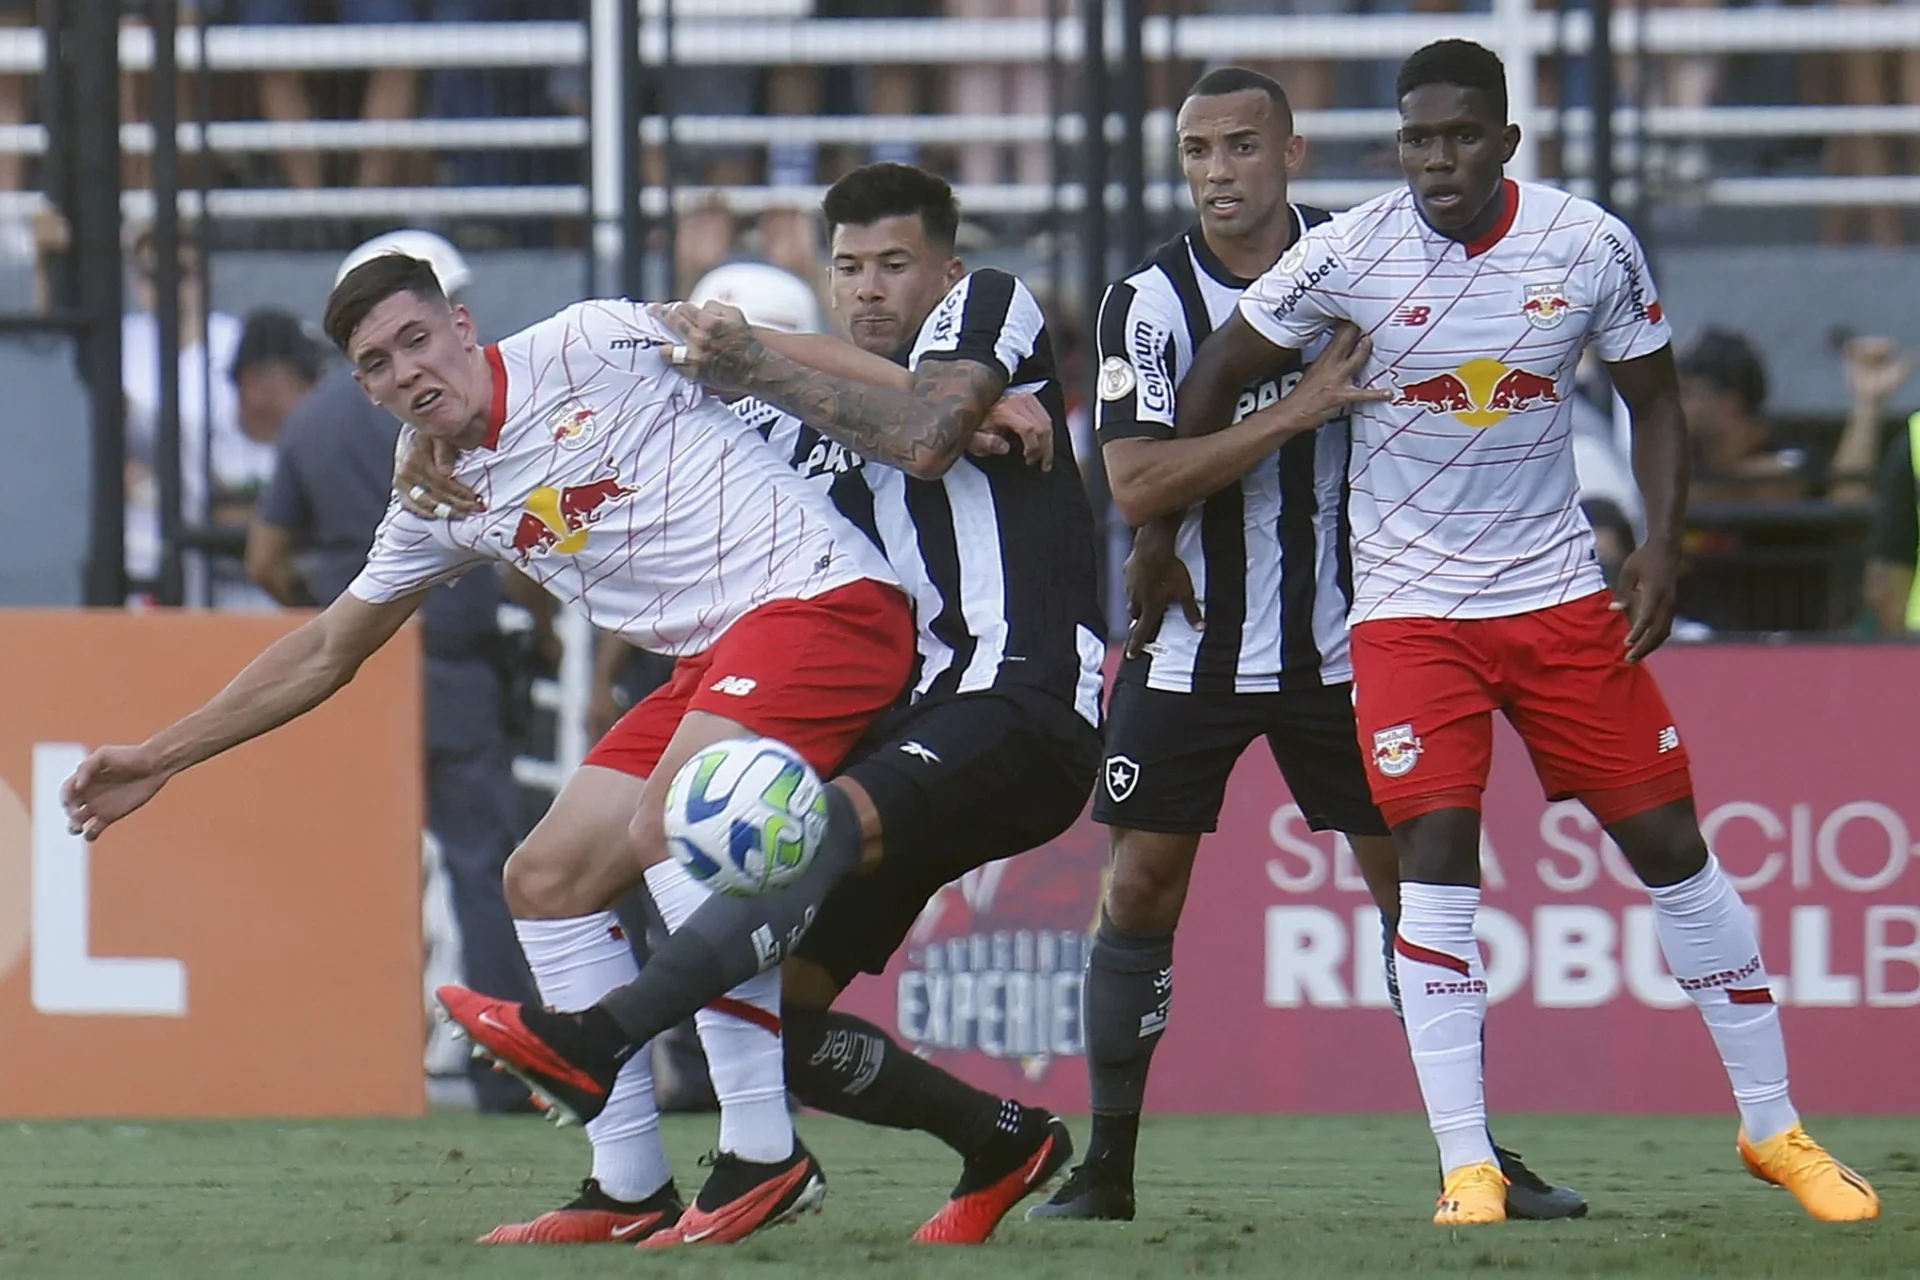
[347, 300, 896, 655]
[1239, 179, 1672, 624]
[734, 269, 1106, 726]
[1096, 212, 1355, 695]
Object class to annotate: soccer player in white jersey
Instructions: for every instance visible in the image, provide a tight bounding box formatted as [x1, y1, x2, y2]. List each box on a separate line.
[1163, 40, 1879, 1226]
[60, 253, 919, 1244]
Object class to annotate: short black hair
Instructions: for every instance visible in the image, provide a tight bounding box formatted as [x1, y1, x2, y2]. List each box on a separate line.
[1185, 66, 1294, 136]
[322, 253, 447, 353]
[1396, 40, 1508, 123]
[821, 163, 960, 256]
[231, 307, 327, 385]
[1679, 327, 1768, 414]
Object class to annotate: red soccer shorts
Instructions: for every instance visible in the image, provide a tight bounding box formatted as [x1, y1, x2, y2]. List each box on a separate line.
[1349, 590, 1693, 828]
[584, 577, 914, 780]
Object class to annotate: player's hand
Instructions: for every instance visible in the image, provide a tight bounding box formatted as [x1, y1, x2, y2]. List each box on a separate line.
[653, 299, 760, 394]
[1842, 335, 1913, 409]
[1124, 519, 1201, 660]
[1612, 541, 1680, 663]
[970, 392, 1055, 470]
[61, 744, 171, 842]
[1289, 323, 1393, 426]
[394, 428, 480, 520]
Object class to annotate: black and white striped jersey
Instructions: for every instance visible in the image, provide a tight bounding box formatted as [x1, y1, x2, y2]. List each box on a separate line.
[737, 268, 1106, 726]
[1096, 209, 1355, 695]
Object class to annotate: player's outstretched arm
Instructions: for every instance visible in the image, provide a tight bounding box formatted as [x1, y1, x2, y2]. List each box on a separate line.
[60, 590, 428, 841]
[1606, 344, 1689, 663]
[660, 300, 1001, 480]
[1110, 319, 1381, 526]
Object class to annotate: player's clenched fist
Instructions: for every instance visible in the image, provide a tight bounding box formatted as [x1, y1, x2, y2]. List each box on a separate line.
[61, 744, 171, 842]
[654, 299, 761, 394]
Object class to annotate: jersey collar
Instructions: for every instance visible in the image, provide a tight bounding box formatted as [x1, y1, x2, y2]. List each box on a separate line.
[1462, 178, 1519, 259]
[480, 344, 508, 450]
[1188, 203, 1303, 290]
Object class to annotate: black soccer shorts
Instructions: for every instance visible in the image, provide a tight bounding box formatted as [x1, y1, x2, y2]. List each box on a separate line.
[1090, 678, 1389, 837]
[793, 686, 1102, 989]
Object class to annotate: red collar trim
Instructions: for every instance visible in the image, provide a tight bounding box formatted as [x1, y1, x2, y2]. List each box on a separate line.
[1464, 179, 1519, 258]
[480, 344, 508, 450]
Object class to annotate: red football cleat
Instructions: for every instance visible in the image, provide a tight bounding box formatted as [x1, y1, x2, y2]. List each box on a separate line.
[914, 1110, 1074, 1244]
[635, 1144, 826, 1248]
[435, 985, 621, 1127]
[478, 1178, 683, 1245]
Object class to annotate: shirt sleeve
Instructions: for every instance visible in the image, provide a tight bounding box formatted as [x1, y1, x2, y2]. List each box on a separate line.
[1237, 225, 1352, 352]
[1093, 280, 1182, 444]
[1869, 427, 1919, 568]
[345, 500, 487, 605]
[908, 268, 1041, 385]
[1584, 214, 1673, 363]
[256, 437, 311, 533]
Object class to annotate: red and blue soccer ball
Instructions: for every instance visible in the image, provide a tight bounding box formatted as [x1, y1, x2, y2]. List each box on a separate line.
[662, 736, 829, 896]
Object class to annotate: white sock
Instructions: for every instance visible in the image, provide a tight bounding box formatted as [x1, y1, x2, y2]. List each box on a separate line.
[1394, 883, 1496, 1175]
[643, 862, 796, 1164]
[1647, 856, 1798, 1142]
[513, 913, 671, 1202]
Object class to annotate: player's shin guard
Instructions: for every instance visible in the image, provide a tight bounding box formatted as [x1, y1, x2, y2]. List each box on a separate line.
[513, 914, 671, 1201]
[1647, 855, 1798, 1142]
[1394, 884, 1496, 1176]
[784, 1007, 1006, 1156]
[1082, 912, 1174, 1178]
[1380, 910, 1404, 1019]
[599, 786, 865, 1050]
[644, 860, 795, 1164]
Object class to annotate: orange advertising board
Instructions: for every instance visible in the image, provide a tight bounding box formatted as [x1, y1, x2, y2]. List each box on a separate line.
[0, 611, 425, 1118]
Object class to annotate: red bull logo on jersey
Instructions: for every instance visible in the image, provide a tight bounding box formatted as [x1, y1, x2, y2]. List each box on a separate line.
[505, 469, 639, 564]
[1522, 283, 1572, 330]
[1390, 358, 1561, 429]
[549, 404, 600, 451]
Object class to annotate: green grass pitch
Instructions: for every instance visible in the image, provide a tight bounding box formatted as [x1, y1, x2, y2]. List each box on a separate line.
[2, 1113, 1915, 1279]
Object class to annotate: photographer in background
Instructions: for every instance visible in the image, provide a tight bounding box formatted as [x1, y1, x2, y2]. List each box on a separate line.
[244, 230, 550, 1113]
[1857, 337, 1920, 637]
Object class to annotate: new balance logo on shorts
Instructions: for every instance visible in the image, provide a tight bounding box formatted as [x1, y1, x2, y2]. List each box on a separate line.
[710, 675, 758, 697]
[899, 741, 942, 764]
[1658, 725, 1681, 754]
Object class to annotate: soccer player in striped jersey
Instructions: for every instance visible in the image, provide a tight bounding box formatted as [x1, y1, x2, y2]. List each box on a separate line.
[1033, 65, 1583, 1226]
[1171, 41, 1878, 1226]
[438, 164, 1108, 1245]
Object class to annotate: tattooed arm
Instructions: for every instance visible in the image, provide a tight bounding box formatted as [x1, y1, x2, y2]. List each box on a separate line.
[658, 300, 1005, 481]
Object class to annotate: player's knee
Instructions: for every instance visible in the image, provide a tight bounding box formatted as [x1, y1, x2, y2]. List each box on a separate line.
[1613, 804, 1710, 889]
[1392, 808, 1481, 886]
[1104, 844, 1191, 934]
[502, 843, 576, 917]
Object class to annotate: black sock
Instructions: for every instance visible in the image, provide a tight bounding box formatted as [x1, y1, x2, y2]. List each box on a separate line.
[599, 786, 866, 1048]
[1081, 912, 1172, 1181]
[1380, 910, 1403, 1020]
[785, 1006, 1008, 1158]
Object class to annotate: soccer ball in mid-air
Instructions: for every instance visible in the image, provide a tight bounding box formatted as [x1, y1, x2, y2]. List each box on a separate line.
[663, 736, 829, 896]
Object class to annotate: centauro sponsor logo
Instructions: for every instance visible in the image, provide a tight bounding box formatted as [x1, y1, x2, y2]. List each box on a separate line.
[1127, 319, 1174, 417]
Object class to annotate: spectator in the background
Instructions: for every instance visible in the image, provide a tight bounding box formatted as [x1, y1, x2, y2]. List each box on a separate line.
[230, 308, 328, 450]
[946, 0, 1048, 189]
[1864, 408, 1919, 637]
[0, 2, 31, 202]
[224, 0, 419, 190]
[245, 230, 545, 1113]
[1829, 334, 1915, 504]
[1677, 327, 1809, 504]
[120, 223, 279, 606]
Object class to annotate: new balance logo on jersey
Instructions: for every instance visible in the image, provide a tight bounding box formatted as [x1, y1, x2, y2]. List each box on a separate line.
[1658, 725, 1681, 754]
[1104, 755, 1141, 803]
[899, 741, 942, 764]
[1392, 305, 1431, 327]
[710, 676, 758, 697]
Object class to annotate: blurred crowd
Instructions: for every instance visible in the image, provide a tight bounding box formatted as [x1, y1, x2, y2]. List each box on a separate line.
[0, 0, 1915, 257]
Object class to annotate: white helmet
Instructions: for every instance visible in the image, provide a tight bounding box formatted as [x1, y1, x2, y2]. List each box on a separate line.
[688, 262, 822, 334]
[335, 229, 473, 297]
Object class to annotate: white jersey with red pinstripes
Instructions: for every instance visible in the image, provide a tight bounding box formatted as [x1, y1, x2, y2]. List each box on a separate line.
[347, 299, 896, 655]
[1238, 179, 1672, 624]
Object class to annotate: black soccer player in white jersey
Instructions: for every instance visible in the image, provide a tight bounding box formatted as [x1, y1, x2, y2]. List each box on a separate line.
[1030, 67, 1584, 1224]
[434, 164, 1107, 1246]
[1165, 42, 1877, 1227]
